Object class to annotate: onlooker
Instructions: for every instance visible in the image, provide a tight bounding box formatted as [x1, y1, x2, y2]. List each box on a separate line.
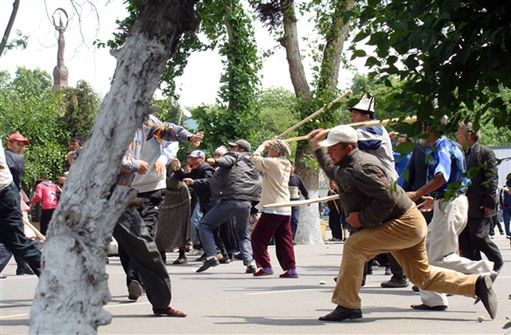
[31, 178, 62, 236]
[65, 137, 83, 170]
[499, 173, 511, 240]
[456, 122, 503, 272]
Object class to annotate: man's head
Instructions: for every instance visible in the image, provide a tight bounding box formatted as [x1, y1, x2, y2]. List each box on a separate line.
[214, 145, 228, 158]
[318, 125, 358, 164]
[188, 150, 205, 169]
[350, 94, 375, 122]
[6, 133, 30, 154]
[69, 137, 83, 151]
[266, 139, 290, 157]
[455, 122, 478, 148]
[228, 139, 251, 153]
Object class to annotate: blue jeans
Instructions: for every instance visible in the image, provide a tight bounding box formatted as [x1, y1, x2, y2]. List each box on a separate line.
[199, 199, 253, 265]
[0, 183, 41, 276]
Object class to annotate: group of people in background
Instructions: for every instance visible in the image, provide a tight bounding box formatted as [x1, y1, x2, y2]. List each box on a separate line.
[0, 93, 508, 323]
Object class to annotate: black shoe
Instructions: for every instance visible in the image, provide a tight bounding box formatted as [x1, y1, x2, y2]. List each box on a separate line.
[411, 303, 447, 311]
[16, 267, 34, 275]
[475, 275, 497, 319]
[381, 277, 408, 288]
[319, 305, 363, 322]
[196, 257, 219, 273]
[195, 253, 207, 262]
[128, 280, 143, 301]
[412, 285, 419, 292]
[245, 265, 257, 274]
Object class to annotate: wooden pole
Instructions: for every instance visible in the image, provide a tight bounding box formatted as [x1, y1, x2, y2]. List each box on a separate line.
[284, 115, 417, 143]
[22, 216, 46, 242]
[263, 194, 340, 209]
[276, 91, 352, 139]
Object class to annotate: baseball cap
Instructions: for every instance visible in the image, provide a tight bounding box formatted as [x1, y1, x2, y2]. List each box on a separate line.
[318, 125, 358, 147]
[189, 150, 205, 158]
[8, 133, 30, 145]
[228, 139, 251, 152]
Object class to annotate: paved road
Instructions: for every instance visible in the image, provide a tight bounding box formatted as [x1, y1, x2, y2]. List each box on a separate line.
[1, 235, 510, 334]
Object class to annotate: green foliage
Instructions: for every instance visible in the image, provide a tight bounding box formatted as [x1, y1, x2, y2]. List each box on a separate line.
[351, 1, 511, 130]
[0, 68, 101, 189]
[0, 68, 68, 189]
[60, 80, 100, 140]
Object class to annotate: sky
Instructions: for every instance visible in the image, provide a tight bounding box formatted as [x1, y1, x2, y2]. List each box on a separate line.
[0, 0, 366, 108]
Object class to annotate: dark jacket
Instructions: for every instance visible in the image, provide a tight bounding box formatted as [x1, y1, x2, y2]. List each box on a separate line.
[5, 149, 24, 191]
[465, 142, 498, 217]
[288, 174, 309, 200]
[210, 152, 261, 202]
[190, 163, 216, 212]
[401, 145, 428, 192]
[315, 148, 413, 228]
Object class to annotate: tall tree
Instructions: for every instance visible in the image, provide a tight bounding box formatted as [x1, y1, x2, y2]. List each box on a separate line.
[251, 0, 355, 243]
[0, 0, 20, 56]
[29, 1, 200, 333]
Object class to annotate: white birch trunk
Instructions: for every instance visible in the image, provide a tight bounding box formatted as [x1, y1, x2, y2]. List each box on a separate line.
[294, 189, 323, 245]
[29, 2, 199, 334]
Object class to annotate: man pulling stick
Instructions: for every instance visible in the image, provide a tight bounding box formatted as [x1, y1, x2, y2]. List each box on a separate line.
[307, 125, 497, 322]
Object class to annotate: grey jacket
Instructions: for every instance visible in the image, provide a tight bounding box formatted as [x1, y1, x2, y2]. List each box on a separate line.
[210, 152, 261, 202]
[315, 148, 413, 228]
[465, 142, 498, 217]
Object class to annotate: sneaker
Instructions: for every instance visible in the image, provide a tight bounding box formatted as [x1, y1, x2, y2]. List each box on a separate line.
[196, 257, 220, 273]
[319, 305, 363, 322]
[153, 306, 187, 317]
[411, 303, 447, 311]
[128, 280, 143, 301]
[381, 276, 408, 288]
[245, 265, 257, 274]
[254, 268, 273, 277]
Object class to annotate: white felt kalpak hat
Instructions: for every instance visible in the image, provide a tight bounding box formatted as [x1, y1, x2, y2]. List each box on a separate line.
[318, 125, 358, 147]
[350, 94, 375, 114]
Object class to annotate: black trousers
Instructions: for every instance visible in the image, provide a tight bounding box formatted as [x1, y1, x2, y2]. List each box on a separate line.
[459, 216, 503, 271]
[0, 183, 41, 276]
[113, 206, 171, 309]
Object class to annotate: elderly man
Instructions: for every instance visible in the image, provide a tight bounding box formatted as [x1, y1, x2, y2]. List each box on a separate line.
[196, 139, 260, 273]
[308, 125, 496, 322]
[455, 122, 503, 272]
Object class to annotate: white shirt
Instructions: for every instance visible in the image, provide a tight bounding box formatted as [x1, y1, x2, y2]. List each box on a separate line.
[0, 142, 14, 191]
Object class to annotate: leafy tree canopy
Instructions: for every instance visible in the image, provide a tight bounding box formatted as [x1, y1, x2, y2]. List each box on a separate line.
[351, 1, 511, 131]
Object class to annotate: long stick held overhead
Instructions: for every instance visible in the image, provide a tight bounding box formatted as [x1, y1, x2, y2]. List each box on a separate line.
[284, 115, 417, 143]
[276, 91, 352, 139]
[263, 194, 340, 209]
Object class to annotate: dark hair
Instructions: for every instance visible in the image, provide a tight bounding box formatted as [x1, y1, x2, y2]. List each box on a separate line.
[71, 137, 83, 146]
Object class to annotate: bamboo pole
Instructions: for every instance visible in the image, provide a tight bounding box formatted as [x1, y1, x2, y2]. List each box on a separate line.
[22, 216, 46, 242]
[284, 115, 417, 143]
[263, 194, 340, 209]
[276, 91, 352, 139]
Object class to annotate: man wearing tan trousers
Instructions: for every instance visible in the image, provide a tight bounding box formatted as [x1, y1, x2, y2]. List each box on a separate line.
[307, 125, 497, 322]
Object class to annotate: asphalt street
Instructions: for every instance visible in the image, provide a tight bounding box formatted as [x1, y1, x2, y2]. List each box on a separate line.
[1, 234, 510, 334]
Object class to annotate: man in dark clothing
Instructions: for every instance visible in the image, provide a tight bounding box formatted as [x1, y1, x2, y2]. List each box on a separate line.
[0, 141, 41, 277]
[0, 133, 35, 276]
[456, 122, 503, 272]
[288, 165, 309, 239]
[308, 125, 496, 322]
[196, 139, 261, 273]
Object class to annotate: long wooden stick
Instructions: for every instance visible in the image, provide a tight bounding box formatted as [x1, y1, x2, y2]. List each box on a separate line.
[22, 216, 46, 242]
[284, 115, 417, 143]
[276, 91, 352, 139]
[263, 194, 340, 209]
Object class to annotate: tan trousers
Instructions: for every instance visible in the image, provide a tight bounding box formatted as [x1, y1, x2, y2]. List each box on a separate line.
[332, 206, 478, 309]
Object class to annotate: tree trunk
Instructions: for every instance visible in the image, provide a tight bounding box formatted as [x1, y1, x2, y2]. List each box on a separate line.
[0, 0, 20, 57]
[29, 2, 199, 334]
[279, 0, 311, 99]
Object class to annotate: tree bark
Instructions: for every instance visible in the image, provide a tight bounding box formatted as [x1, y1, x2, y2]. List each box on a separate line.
[0, 0, 20, 57]
[29, 2, 199, 334]
[279, 0, 311, 99]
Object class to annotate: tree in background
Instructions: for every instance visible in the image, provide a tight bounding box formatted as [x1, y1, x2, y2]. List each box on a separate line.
[351, 0, 511, 131]
[61, 80, 100, 141]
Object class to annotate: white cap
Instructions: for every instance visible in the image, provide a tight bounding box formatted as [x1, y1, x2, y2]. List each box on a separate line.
[318, 125, 359, 147]
[350, 94, 375, 114]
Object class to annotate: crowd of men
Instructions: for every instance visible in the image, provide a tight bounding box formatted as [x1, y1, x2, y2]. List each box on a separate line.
[0, 94, 509, 323]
